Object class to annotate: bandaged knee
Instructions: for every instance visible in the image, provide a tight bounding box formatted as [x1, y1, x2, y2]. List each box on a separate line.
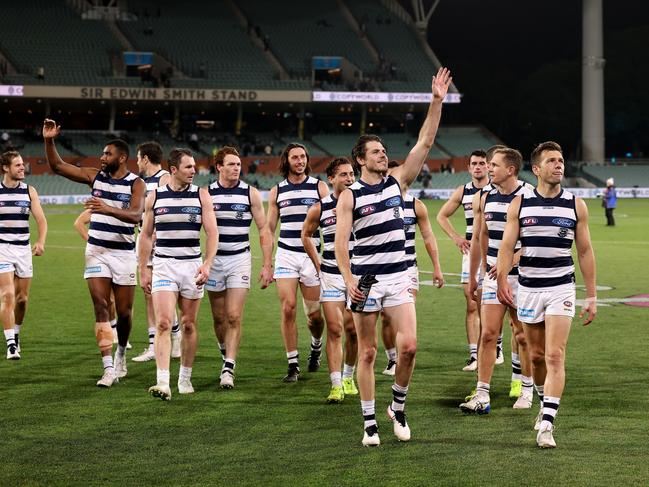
[95, 322, 113, 353]
[302, 298, 320, 317]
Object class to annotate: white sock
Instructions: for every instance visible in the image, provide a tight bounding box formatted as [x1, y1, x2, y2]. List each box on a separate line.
[157, 368, 170, 385]
[342, 363, 355, 379]
[4, 328, 16, 347]
[330, 371, 342, 387]
[102, 355, 114, 370]
[14, 324, 22, 334]
[361, 400, 376, 429]
[179, 365, 192, 381]
[476, 381, 490, 402]
[386, 347, 397, 361]
[110, 319, 117, 329]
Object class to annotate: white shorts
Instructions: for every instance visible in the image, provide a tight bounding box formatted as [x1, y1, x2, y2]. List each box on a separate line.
[0, 244, 33, 278]
[84, 249, 136, 285]
[407, 264, 419, 291]
[273, 250, 320, 287]
[152, 257, 204, 299]
[517, 284, 576, 324]
[481, 274, 519, 306]
[320, 272, 347, 302]
[205, 252, 252, 292]
[347, 270, 414, 313]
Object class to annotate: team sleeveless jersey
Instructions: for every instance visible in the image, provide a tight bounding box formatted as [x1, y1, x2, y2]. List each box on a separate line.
[319, 194, 353, 275]
[350, 175, 407, 276]
[0, 182, 31, 245]
[209, 180, 252, 256]
[462, 181, 490, 241]
[276, 176, 321, 253]
[484, 183, 530, 276]
[402, 193, 417, 268]
[145, 169, 169, 194]
[153, 184, 202, 260]
[518, 189, 577, 289]
[87, 171, 140, 252]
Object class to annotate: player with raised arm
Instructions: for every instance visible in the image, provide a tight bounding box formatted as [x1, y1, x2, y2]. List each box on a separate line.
[0, 151, 47, 359]
[43, 119, 145, 387]
[301, 157, 359, 403]
[265, 143, 329, 382]
[497, 141, 596, 448]
[335, 67, 451, 446]
[206, 146, 273, 389]
[139, 148, 218, 400]
[436, 150, 488, 371]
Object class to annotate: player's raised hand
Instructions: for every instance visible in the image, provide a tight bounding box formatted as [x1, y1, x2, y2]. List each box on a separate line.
[42, 119, 61, 139]
[432, 67, 452, 101]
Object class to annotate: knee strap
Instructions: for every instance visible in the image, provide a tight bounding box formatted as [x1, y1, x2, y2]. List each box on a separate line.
[95, 322, 113, 353]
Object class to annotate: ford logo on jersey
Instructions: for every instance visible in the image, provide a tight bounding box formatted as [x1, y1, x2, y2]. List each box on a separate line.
[232, 204, 249, 212]
[552, 218, 575, 228]
[521, 217, 538, 226]
[385, 196, 401, 208]
[14, 201, 30, 207]
[155, 207, 169, 215]
[181, 207, 201, 214]
[301, 198, 317, 206]
[279, 200, 291, 207]
[359, 205, 376, 216]
[116, 194, 131, 202]
[403, 217, 416, 225]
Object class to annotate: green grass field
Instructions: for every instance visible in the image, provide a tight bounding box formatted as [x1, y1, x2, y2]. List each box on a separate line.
[2, 199, 648, 486]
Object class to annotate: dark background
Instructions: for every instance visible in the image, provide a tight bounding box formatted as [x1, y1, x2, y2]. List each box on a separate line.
[408, 0, 649, 160]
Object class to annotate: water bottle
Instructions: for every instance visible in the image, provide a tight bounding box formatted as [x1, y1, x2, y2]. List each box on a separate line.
[350, 274, 379, 312]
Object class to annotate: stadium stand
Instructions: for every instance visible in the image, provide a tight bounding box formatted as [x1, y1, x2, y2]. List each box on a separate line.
[435, 126, 502, 157]
[581, 164, 649, 187]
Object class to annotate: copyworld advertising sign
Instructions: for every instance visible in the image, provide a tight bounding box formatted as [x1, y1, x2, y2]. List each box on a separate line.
[312, 91, 462, 104]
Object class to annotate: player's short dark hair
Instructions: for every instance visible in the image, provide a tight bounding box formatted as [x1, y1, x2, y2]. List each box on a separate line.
[0, 150, 20, 172]
[106, 139, 130, 160]
[470, 150, 487, 159]
[486, 144, 507, 162]
[168, 148, 193, 170]
[215, 146, 240, 167]
[493, 147, 522, 174]
[326, 157, 353, 178]
[279, 143, 310, 179]
[531, 141, 563, 165]
[136, 141, 163, 165]
[351, 134, 385, 172]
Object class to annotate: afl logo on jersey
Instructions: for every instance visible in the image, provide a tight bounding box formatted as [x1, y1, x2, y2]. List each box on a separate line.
[155, 207, 169, 215]
[385, 196, 401, 208]
[279, 200, 291, 208]
[301, 198, 317, 206]
[213, 204, 221, 210]
[360, 205, 376, 216]
[463, 203, 473, 211]
[323, 217, 336, 226]
[521, 217, 538, 226]
[552, 218, 575, 228]
[93, 190, 102, 197]
[484, 212, 494, 221]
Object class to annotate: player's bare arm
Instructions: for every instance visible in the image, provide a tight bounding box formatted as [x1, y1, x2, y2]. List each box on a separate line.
[85, 177, 145, 224]
[42, 119, 98, 185]
[138, 191, 156, 293]
[334, 189, 362, 303]
[575, 197, 597, 325]
[28, 186, 47, 256]
[250, 186, 273, 288]
[496, 196, 522, 306]
[392, 67, 452, 190]
[437, 184, 470, 254]
[73, 209, 92, 242]
[415, 198, 444, 287]
[301, 202, 322, 276]
[197, 187, 219, 286]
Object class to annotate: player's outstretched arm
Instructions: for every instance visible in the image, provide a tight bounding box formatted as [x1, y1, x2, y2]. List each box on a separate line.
[73, 209, 92, 242]
[415, 198, 443, 287]
[496, 196, 522, 307]
[42, 119, 98, 185]
[85, 178, 146, 224]
[250, 187, 273, 288]
[575, 197, 597, 325]
[301, 202, 322, 276]
[392, 67, 452, 190]
[437, 184, 470, 254]
[28, 186, 47, 256]
[197, 187, 219, 285]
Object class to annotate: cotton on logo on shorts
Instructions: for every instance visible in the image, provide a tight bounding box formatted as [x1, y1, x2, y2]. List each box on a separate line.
[482, 292, 496, 300]
[152, 279, 172, 288]
[85, 265, 101, 273]
[518, 307, 535, 319]
[323, 289, 343, 298]
[274, 267, 292, 275]
[206, 279, 218, 287]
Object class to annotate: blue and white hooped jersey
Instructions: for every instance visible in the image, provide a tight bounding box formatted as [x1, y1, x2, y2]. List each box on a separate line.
[0, 182, 31, 246]
[350, 175, 407, 277]
[462, 182, 485, 241]
[88, 171, 140, 252]
[518, 189, 577, 289]
[484, 183, 531, 275]
[153, 184, 202, 260]
[144, 169, 169, 195]
[277, 176, 321, 254]
[209, 179, 252, 256]
[319, 194, 353, 275]
[402, 193, 417, 268]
